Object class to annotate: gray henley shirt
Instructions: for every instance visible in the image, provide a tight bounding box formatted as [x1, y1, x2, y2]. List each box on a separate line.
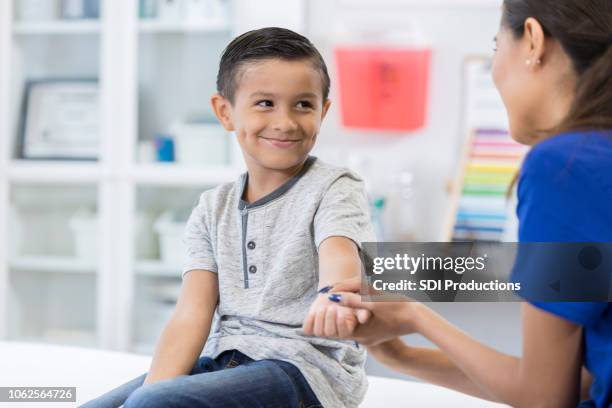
[182, 156, 375, 407]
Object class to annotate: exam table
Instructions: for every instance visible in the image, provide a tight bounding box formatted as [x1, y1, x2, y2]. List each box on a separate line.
[0, 342, 505, 407]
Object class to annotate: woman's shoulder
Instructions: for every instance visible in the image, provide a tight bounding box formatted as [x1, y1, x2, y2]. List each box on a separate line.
[517, 129, 612, 242]
[523, 129, 612, 176]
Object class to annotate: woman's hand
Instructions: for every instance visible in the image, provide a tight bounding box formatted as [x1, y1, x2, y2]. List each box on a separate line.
[302, 277, 425, 346]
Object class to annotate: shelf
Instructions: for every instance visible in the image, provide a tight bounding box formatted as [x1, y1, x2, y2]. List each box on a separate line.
[138, 20, 231, 34]
[338, 0, 502, 8]
[8, 160, 105, 183]
[7, 161, 240, 184]
[13, 20, 101, 35]
[131, 163, 241, 186]
[14, 330, 97, 348]
[0, 0, 257, 353]
[10, 255, 96, 274]
[133, 341, 155, 355]
[135, 260, 181, 278]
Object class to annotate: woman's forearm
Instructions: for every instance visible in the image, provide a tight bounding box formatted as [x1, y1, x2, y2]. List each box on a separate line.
[144, 314, 212, 384]
[412, 305, 529, 406]
[372, 339, 497, 401]
[580, 367, 593, 401]
[329, 279, 582, 406]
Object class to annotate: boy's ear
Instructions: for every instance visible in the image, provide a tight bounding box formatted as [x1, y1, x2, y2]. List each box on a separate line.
[321, 99, 332, 120]
[211, 93, 235, 131]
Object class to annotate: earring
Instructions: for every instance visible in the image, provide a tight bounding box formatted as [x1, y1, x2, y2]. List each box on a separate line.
[535, 58, 541, 64]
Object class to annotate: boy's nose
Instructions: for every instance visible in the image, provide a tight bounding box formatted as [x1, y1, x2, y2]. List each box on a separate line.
[271, 113, 299, 134]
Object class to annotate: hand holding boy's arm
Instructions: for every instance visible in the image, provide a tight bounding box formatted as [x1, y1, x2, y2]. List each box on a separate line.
[303, 236, 368, 338]
[144, 270, 219, 384]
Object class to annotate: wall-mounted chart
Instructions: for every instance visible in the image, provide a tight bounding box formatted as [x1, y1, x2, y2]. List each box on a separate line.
[446, 57, 528, 242]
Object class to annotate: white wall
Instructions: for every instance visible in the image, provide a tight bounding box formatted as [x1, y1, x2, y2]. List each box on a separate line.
[233, 0, 306, 34]
[307, 0, 504, 241]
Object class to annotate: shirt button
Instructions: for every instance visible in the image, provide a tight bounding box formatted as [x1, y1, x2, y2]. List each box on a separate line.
[248, 265, 257, 274]
[247, 241, 256, 250]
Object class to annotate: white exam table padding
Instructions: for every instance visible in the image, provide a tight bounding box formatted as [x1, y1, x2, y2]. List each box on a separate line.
[0, 342, 505, 407]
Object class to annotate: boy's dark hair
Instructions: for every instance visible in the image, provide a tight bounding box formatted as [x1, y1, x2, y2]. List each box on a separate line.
[216, 27, 330, 104]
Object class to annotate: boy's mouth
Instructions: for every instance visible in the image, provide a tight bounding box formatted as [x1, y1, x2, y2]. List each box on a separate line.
[260, 136, 302, 149]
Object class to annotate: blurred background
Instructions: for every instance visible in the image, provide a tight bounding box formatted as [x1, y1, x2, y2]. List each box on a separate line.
[0, 0, 525, 381]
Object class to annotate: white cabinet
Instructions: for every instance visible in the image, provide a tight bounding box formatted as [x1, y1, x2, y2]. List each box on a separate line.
[1, 0, 106, 348]
[0, 0, 268, 352]
[8, 184, 99, 346]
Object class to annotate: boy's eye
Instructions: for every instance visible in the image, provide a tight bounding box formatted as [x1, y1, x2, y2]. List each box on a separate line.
[296, 101, 314, 109]
[256, 100, 274, 108]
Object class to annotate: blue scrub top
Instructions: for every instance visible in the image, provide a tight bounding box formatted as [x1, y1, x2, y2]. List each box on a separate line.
[516, 130, 612, 408]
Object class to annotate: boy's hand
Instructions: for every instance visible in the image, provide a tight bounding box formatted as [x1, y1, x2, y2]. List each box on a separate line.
[302, 293, 360, 338]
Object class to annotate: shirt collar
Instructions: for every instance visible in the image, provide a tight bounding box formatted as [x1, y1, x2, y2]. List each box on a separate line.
[238, 156, 317, 210]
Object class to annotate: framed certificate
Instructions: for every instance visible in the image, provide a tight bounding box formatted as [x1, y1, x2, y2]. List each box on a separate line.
[18, 79, 100, 160]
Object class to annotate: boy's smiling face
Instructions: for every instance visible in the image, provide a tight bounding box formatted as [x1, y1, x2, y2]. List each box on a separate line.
[212, 58, 331, 172]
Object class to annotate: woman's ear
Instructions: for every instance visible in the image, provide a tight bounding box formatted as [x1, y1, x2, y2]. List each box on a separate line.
[211, 93, 235, 131]
[523, 17, 546, 69]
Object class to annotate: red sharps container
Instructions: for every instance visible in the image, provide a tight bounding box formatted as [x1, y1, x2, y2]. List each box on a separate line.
[335, 29, 431, 131]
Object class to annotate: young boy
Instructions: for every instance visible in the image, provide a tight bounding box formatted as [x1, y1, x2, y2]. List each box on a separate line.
[82, 27, 374, 408]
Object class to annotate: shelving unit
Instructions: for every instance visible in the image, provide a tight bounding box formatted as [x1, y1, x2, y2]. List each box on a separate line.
[0, 0, 307, 353]
[130, 163, 241, 186]
[138, 20, 230, 34]
[338, 0, 502, 8]
[7, 160, 106, 183]
[13, 20, 101, 35]
[9, 255, 97, 274]
[0, 0, 299, 353]
[135, 260, 180, 278]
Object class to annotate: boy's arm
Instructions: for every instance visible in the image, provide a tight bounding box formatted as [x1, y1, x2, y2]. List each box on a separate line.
[304, 174, 373, 337]
[303, 236, 365, 338]
[144, 270, 219, 384]
[317, 236, 362, 289]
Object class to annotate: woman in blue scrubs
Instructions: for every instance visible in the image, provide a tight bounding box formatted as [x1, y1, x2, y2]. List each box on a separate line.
[303, 0, 612, 406]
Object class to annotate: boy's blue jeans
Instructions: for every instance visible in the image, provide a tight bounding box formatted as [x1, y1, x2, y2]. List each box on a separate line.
[80, 350, 322, 408]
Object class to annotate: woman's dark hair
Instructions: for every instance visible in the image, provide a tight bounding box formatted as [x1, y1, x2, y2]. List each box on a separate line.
[503, 0, 612, 133]
[216, 27, 330, 104]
